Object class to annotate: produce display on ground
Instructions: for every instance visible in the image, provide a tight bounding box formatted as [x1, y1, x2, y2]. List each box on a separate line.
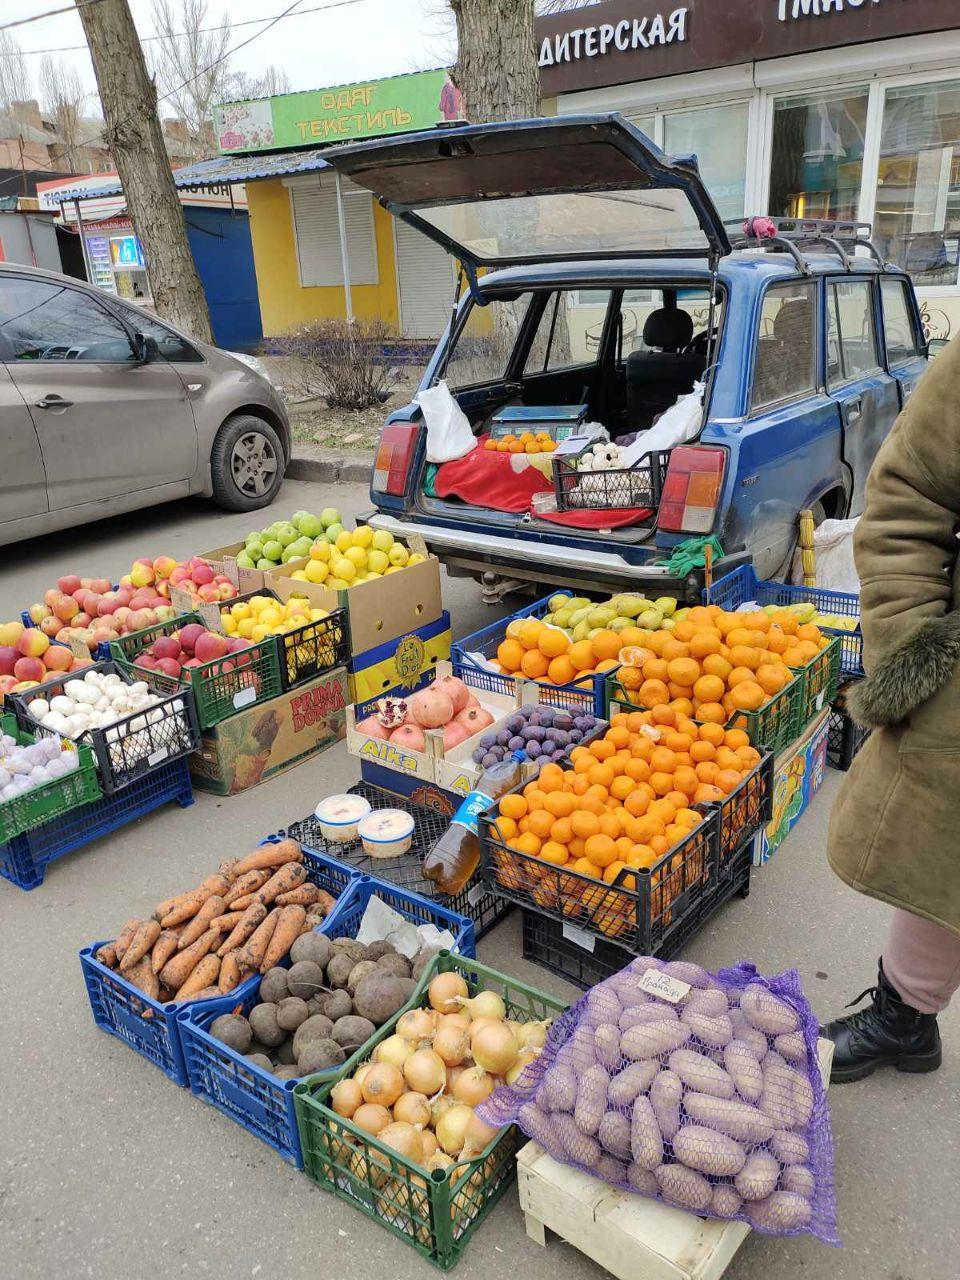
[356, 673, 496, 755]
[0, 619, 93, 693]
[284, 525, 427, 590]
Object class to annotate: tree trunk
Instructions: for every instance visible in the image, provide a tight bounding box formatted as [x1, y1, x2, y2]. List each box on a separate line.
[450, 0, 538, 123]
[78, 0, 213, 342]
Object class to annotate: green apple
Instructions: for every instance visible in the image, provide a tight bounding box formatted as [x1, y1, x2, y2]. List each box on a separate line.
[262, 539, 283, 561]
[297, 513, 323, 539]
[320, 507, 341, 529]
[276, 524, 298, 547]
[256, 557, 275, 570]
[367, 548, 389, 575]
[325, 522, 344, 544]
[288, 536, 312, 559]
[235, 550, 255, 570]
[371, 529, 394, 553]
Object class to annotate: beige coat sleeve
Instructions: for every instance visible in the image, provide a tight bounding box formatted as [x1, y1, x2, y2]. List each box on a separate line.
[850, 335, 960, 727]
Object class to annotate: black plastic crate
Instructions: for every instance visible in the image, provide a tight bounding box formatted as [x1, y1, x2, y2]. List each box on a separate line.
[520, 838, 752, 989]
[286, 783, 512, 939]
[6, 660, 201, 795]
[713, 751, 774, 863]
[223, 588, 348, 691]
[553, 445, 669, 512]
[827, 688, 869, 771]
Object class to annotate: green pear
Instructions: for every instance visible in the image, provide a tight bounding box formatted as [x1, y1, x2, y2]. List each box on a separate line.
[638, 608, 664, 630]
[588, 606, 617, 628]
[566, 597, 591, 612]
[660, 617, 676, 632]
[654, 596, 678, 617]
[609, 616, 633, 633]
[763, 604, 779, 615]
[610, 594, 647, 619]
[572, 620, 593, 642]
[569, 607, 592, 629]
[674, 607, 690, 622]
[548, 593, 572, 613]
[587, 628, 604, 640]
[552, 608, 574, 629]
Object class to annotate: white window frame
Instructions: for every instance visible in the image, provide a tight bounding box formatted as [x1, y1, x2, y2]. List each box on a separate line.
[284, 173, 379, 290]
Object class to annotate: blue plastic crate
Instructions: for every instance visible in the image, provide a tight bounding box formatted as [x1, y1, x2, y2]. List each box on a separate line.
[1, 755, 193, 891]
[704, 565, 862, 678]
[178, 872, 475, 1166]
[452, 595, 613, 717]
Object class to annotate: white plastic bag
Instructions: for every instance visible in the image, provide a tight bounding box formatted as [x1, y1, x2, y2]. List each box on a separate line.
[415, 380, 476, 464]
[813, 517, 860, 594]
[620, 382, 705, 465]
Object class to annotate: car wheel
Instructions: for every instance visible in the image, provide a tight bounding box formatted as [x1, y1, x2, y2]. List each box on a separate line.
[210, 415, 284, 511]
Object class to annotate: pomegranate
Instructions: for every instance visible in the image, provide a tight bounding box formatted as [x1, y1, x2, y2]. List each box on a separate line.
[408, 688, 454, 729]
[463, 693, 482, 711]
[390, 724, 427, 750]
[376, 696, 409, 729]
[357, 715, 391, 741]
[430, 674, 471, 714]
[455, 706, 495, 735]
[442, 721, 469, 751]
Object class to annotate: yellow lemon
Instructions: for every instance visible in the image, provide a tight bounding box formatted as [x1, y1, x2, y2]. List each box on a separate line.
[332, 558, 356, 582]
[309, 540, 331, 563]
[366, 548, 389, 575]
[344, 546, 367, 569]
[407, 553, 426, 566]
[304, 559, 329, 585]
[327, 577, 349, 591]
[351, 525, 374, 549]
[371, 529, 394, 553]
[335, 530, 354, 554]
[388, 544, 409, 567]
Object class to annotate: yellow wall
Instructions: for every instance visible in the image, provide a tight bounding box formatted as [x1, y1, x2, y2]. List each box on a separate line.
[246, 178, 399, 336]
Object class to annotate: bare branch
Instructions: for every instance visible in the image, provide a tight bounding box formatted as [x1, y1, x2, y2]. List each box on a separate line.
[148, 0, 232, 156]
[0, 31, 31, 110]
[39, 56, 90, 173]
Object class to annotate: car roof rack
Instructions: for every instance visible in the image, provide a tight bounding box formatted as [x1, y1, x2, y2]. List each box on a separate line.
[725, 216, 894, 275]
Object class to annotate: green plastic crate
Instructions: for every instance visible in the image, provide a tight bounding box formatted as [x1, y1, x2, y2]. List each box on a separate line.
[109, 612, 283, 729]
[0, 712, 101, 844]
[788, 635, 842, 730]
[294, 951, 569, 1270]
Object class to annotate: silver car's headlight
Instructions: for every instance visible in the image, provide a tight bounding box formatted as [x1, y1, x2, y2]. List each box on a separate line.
[226, 350, 272, 383]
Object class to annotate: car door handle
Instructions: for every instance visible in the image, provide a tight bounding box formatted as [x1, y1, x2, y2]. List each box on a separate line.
[842, 395, 862, 423]
[35, 394, 73, 411]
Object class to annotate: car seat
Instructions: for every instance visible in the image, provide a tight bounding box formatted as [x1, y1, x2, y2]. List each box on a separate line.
[752, 296, 814, 407]
[626, 304, 705, 428]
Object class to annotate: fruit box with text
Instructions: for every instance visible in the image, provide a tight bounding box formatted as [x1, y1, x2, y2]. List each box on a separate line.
[198, 541, 268, 593]
[754, 707, 829, 864]
[188, 666, 348, 796]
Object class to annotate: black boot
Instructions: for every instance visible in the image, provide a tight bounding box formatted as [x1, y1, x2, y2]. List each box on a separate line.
[820, 962, 942, 1083]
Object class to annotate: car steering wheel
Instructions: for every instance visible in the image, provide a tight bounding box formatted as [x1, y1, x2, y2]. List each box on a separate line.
[681, 329, 715, 355]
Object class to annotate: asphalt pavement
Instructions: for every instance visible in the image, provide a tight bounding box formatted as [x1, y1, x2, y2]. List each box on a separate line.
[1, 480, 955, 1280]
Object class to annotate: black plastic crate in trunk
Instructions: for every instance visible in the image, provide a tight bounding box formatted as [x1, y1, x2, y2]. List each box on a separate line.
[285, 783, 511, 939]
[6, 660, 201, 794]
[553, 446, 670, 513]
[827, 685, 870, 772]
[223, 588, 348, 690]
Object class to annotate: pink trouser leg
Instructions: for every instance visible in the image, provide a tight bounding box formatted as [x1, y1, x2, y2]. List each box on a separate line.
[882, 909, 960, 1014]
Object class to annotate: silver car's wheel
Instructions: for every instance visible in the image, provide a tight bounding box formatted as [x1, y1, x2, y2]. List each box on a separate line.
[210, 414, 285, 511]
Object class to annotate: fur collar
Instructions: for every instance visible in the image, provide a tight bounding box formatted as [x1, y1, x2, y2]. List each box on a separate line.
[850, 611, 960, 727]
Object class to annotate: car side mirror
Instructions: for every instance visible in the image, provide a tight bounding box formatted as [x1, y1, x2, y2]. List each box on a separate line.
[132, 332, 160, 364]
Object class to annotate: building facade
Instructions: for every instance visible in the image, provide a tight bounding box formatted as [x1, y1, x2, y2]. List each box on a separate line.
[537, 0, 960, 341]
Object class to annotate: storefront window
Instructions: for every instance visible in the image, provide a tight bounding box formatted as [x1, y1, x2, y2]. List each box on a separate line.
[874, 80, 960, 288]
[664, 103, 750, 221]
[769, 89, 869, 221]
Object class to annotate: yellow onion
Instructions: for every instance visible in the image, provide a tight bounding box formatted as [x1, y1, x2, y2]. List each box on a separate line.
[471, 1022, 519, 1075]
[421, 1129, 439, 1160]
[431, 1093, 456, 1127]
[378, 1121, 424, 1164]
[397, 1007, 437, 1041]
[433, 1024, 470, 1067]
[505, 1048, 540, 1086]
[330, 1078, 362, 1118]
[453, 1066, 495, 1107]
[375, 1034, 414, 1069]
[353, 1063, 372, 1089]
[437, 1012, 470, 1032]
[428, 972, 469, 1014]
[427, 1150, 454, 1173]
[404, 1048, 447, 1096]
[519, 1020, 551, 1050]
[445, 1064, 465, 1093]
[460, 990, 506, 1020]
[436, 1103, 474, 1156]
[464, 1111, 500, 1156]
[393, 1091, 431, 1128]
[361, 1063, 405, 1107]
[353, 1103, 391, 1136]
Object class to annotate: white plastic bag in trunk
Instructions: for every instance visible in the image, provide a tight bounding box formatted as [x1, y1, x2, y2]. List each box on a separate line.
[416, 380, 476, 463]
[620, 382, 705, 465]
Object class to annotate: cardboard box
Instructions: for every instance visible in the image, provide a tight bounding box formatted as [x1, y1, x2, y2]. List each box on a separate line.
[199, 541, 269, 593]
[188, 666, 348, 796]
[754, 708, 829, 863]
[349, 611, 452, 707]
[267, 552, 443, 657]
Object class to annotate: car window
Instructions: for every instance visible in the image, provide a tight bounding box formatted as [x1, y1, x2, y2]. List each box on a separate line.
[442, 292, 535, 389]
[880, 279, 920, 366]
[828, 280, 880, 385]
[114, 304, 203, 363]
[0, 276, 135, 362]
[620, 287, 720, 356]
[524, 289, 611, 374]
[751, 281, 817, 412]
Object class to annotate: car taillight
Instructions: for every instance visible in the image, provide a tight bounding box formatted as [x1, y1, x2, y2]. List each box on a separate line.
[658, 446, 726, 533]
[372, 422, 420, 496]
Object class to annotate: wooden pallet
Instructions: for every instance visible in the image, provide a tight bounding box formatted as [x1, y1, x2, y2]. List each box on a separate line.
[516, 1038, 834, 1280]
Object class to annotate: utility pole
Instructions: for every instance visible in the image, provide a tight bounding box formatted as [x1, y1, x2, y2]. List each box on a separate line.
[77, 0, 213, 342]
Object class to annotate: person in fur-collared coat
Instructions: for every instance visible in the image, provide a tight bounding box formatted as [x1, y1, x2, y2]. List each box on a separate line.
[823, 334, 960, 1083]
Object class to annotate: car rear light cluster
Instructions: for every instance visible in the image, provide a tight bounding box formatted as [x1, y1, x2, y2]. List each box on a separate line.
[658, 446, 726, 533]
[372, 422, 420, 496]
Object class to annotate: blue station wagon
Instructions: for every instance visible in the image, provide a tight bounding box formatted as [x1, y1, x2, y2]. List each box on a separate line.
[324, 115, 928, 601]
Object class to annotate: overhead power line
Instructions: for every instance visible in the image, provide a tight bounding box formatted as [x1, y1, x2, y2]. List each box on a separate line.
[0, 0, 113, 35]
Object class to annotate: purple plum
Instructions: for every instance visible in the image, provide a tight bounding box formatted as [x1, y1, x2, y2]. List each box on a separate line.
[481, 752, 500, 769]
[496, 731, 512, 747]
[568, 730, 583, 744]
[524, 742, 542, 760]
[479, 733, 497, 749]
[553, 712, 573, 732]
[525, 725, 546, 742]
[508, 735, 524, 752]
[506, 715, 525, 734]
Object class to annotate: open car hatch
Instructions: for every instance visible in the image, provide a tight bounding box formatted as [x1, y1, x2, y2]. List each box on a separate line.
[324, 113, 730, 269]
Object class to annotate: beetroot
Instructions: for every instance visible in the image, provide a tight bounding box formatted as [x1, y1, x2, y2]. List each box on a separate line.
[390, 724, 426, 750]
[431, 674, 470, 715]
[357, 715, 391, 741]
[408, 688, 454, 729]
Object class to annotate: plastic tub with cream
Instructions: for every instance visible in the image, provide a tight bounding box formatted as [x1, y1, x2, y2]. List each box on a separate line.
[357, 809, 416, 859]
[314, 793, 372, 842]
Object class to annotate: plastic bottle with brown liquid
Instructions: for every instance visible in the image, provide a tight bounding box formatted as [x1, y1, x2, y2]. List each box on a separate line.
[422, 757, 523, 896]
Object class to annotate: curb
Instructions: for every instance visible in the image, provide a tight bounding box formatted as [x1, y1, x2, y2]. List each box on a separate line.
[287, 449, 372, 485]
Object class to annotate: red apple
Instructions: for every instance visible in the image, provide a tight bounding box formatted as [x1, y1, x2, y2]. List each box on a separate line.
[17, 628, 49, 657]
[115, 587, 133, 607]
[27, 602, 51, 624]
[13, 655, 45, 683]
[153, 555, 177, 579]
[135, 653, 159, 671]
[169, 566, 191, 587]
[0, 646, 18, 675]
[42, 645, 74, 673]
[194, 631, 228, 663]
[196, 583, 219, 603]
[57, 575, 81, 596]
[191, 563, 215, 587]
[43, 588, 61, 608]
[177, 622, 206, 655]
[74, 611, 92, 628]
[0, 674, 18, 695]
[40, 616, 63, 638]
[52, 594, 80, 622]
[153, 636, 181, 661]
[97, 596, 119, 617]
[89, 578, 113, 595]
[157, 657, 182, 678]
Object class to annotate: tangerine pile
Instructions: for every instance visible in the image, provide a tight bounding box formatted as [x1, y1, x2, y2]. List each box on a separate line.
[615, 603, 830, 723]
[493, 616, 645, 687]
[484, 431, 558, 455]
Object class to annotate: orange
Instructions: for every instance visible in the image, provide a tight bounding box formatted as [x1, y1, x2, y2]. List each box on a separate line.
[729, 645, 761, 671]
[627, 844, 658, 869]
[500, 794, 527, 821]
[649, 835, 670, 856]
[625, 789, 651, 818]
[515, 832, 542, 856]
[667, 656, 700, 688]
[673, 698, 696, 718]
[672, 766, 699, 798]
[624, 757, 651, 784]
[571, 810, 601, 840]
[587, 763, 615, 790]
[736, 745, 762, 769]
[639, 679, 670, 707]
[694, 783, 725, 804]
[726, 627, 756, 649]
[631, 815, 664, 844]
[650, 746, 677, 773]
[690, 739, 716, 764]
[797, 623, 821, 644]
[571, 856, 595, 876]
[661, 638, 691, 663]
[610, 775, 635, 802]
[484, 438, 499, 451]
[631, 736, 654, 762]
[545, 791, 575, 818]
[497, 638, 524, 672]
[693, 673, 726, 704]
[589, 738, 616, 762]
[569, 840, 587, 861]
[668, 682, 695, 701]
[689, 631, 722, 659]
[727, 666, 755, 688]
[526, 810, 555, 840]
[619, 627, 650, 649]
[687, 606, 715, 626]
[606, 725, 631, 750]
[525, 788, 547, 811]
[495, 816, 518, 841]
[649, 797, 678, 823]
[591, 630, 622, 663]
[702, 653, 733, 681]
[568, 640, 596, 672]
[645, 631, 667, 655]
[598, 811, 622, 839]
[724, 728, 750, 750]
[618, 667, 643, 692]
[649, 704, 676, 727]
[715, 746, 741, 771]
[797, 639, 820, 663]
[696, 701, 727, 725]
[538, 763, 565, 793]
[604, 860, 628, 885]
[676, 807, 701, 828]
[525, 442, 541, 454]
[766, 627, 788, 655]
[663, 730, 693, 754]
[730, 680, 765, 711]
[518, 817, 531, 834]
[715, 769, 744, 795]
[540, 841, 568, 865]
[520, 649, 549, 679]
[584, 833, 618, 868]
[550, 816, 574, 845]
[699, 721, 725, 746]
[695, 761, 720, 784]
[547, 655, 577, 685]
[649, 771, 675, 797]
[517, 618, 543, 650]
[538, 626, 570, 659]
[775, 611, 799, 636]
[572, 752, 593, 775]
[642, 657, 670, 682]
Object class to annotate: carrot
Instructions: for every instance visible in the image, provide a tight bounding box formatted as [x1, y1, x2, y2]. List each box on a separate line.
[232, 838, 302, 877]
[217, 857, 240, 881]
[216, 901, 267, 957]
[231, 862, 307, 911]
[120, 920, 162, 973]
[113, 918, 141, 960]
[124, 955, 160, 1002]
[182, 985, 221, 1002]
[314, 889, 337, 917]
[209, 910, 245, 931]
[223, 869, 271, 906]
[159, 929, 218, 991]
[259, 905, 307, 972]
[177, 895, 226, 950]
[235, 908, 280, 972]
[173, 954, 221, 1001]
[275, 883, 320, 907]
[218, 950, 244, 993]
[150, 929, 180, 974]
[96, 943, 118, 968]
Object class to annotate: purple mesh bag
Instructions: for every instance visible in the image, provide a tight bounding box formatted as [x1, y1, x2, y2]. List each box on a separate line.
[479, 957, 839, 1246]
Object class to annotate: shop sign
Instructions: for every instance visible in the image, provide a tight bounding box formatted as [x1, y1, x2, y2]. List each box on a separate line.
[213, 68, 462, 154]
[778, 0, 901, 19]
[539, 7, 688, 68]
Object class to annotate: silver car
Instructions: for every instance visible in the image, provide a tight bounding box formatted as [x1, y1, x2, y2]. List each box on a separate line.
[1, 262, 290, 547]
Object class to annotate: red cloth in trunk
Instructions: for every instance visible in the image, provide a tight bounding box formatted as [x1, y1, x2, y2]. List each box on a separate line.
[434, 438, 553, 513]
[537, 506, 654, 528]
